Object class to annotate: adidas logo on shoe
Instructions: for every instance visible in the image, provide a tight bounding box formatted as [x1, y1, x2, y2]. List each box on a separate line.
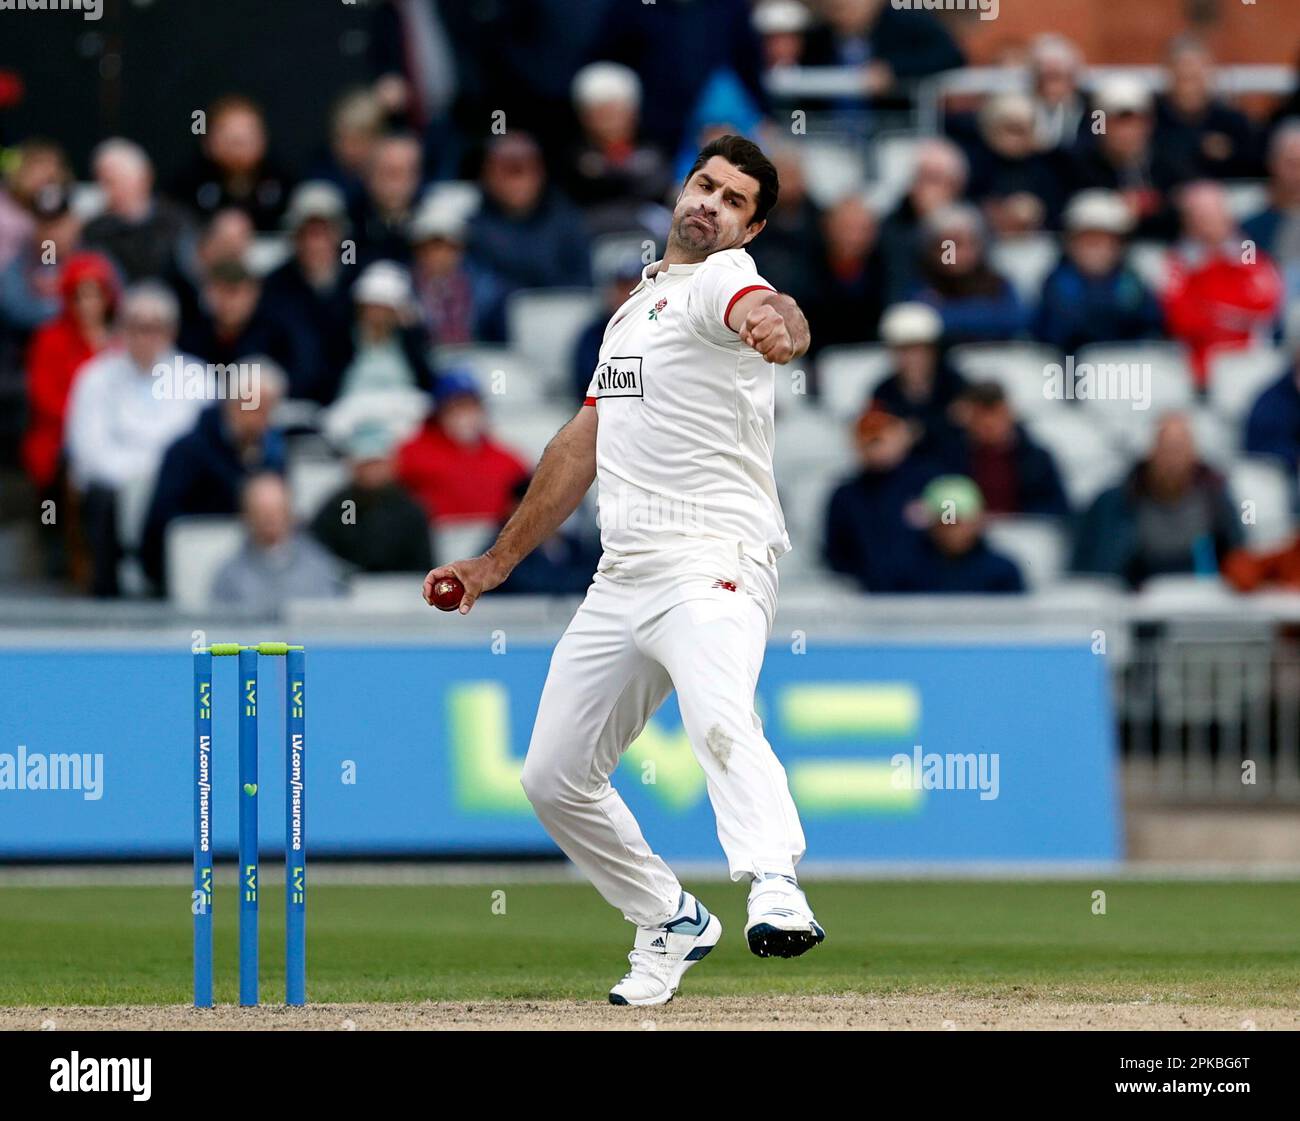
[650, 936, 666, 948]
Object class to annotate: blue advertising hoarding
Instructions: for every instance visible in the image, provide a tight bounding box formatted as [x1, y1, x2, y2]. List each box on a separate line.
[0, 642, 1120, 862]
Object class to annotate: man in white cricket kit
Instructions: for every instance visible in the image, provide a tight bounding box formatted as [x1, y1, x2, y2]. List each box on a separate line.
[424, 136, 823, 1005]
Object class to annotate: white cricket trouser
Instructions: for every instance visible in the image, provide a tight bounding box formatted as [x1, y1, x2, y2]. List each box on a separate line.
[521, 546, 807, 928]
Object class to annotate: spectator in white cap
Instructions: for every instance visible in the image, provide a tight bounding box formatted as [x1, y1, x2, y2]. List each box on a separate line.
[261, 181, 356, 403]
[335, 260, 434, 402]
[912, 203, 1027, 343]
[1070, 74, 1194, 240]
[564, 63, 671, 235]
[1027, 34, 1087, 151]
[309, 410, 433, 575]
[1034, 188, 1162, 353]
[869, 301, 967, 467]
[753, 1, 811, 69]
[409, 195, 501, 347]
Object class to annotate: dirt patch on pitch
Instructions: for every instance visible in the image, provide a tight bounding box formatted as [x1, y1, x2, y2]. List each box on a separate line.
[3, 995, 1296, 1031]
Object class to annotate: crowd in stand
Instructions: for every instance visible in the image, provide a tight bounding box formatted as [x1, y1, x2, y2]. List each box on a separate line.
[2, 0, 1300, 612]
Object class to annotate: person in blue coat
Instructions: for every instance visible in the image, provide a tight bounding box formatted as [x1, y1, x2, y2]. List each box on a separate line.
[1034, 189, 1163, 354]
[139, 375, 288, 593]
[1244, 356, 1300, 475]
[911, 203, 1027, 343]
[824, 406, 944, 593]
[898, 475, 1026, 594]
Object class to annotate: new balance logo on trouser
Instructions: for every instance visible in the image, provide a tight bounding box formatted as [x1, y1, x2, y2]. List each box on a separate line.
[521, 554, 825, 1004]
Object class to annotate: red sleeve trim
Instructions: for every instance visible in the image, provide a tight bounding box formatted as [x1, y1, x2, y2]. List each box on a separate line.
[724, 285, 776, 331]
[583, 396, 596, 406]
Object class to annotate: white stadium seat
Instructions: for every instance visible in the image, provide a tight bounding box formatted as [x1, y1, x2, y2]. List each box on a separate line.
[1224, 180, 1268, 221]
[165, 515, 244, 613]
[983, 516, 1069, 589]
[1073, 342, 1195, 453]
[778, 463, 849, 565]
[799, 139, 868, 208]
[1137, 573, 1238, 612]
[867, 133, 920, 212]
[248, 234, 291, 277]
[1024, 409, 1127, 508]
[287, 456, 348, 521]
[1187, 405, 1238, 470]
[1207, 345, 1287, 423]
[989, 234, 1059, 306]
[1229, 455, 1296, 548]
[816, 344, 892, 419]
[505, 288, 599, 389]
[495, 406, 572, 465]
[434, 344, 543, 403]
[434, 519, 499, 566]
[947, 342, 1065, 420]
[349, 574, 425, 611]
[1127, 241, 1171, 294]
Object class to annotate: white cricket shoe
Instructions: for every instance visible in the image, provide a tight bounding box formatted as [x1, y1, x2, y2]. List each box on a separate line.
[745, 873, 826, 959]
[608, 896, 722, 1006]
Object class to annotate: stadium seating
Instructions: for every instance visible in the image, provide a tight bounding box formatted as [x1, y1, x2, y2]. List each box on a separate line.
[814, 344, 892, 419]
[984, 516, 1069, 589]
[947, 341, 1065, 420]
[1207, 346, 1288, 423]
[434, 344, 543, 402]
[1023, 409, 1127, 508]
[1073, 342, 1195, 452]
[433, 519, 497, 566]
[505, 288, 599, 390]
[988, 234, 1059, 306]
[165, 515, 243, 612]
[495, 404, 572, 465]
[1228, 456, 1296, 548]
[287, 455, 348, 522]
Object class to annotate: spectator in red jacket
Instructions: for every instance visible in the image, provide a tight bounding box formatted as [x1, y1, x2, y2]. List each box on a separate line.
[21, 251, 120, 493]
[396, 369, 530, 525]
[1163, 180, 1284, 389]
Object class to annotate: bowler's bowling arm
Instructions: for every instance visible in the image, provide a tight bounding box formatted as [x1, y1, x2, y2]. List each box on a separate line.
[487, 403, 598, 575]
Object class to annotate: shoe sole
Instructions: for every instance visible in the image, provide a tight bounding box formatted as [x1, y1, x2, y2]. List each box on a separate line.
[745, 920, 826, 959]
[608, 914, 722, 1006]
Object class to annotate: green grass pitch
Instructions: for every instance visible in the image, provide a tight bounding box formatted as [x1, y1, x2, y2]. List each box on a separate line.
[1, 879, 1296, 1007]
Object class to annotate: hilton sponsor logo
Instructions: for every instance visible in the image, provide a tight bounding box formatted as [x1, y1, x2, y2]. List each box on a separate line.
[593, 357, 644, 399]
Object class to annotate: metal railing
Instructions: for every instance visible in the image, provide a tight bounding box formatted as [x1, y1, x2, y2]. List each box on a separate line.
[1118, 635, 1300, 803]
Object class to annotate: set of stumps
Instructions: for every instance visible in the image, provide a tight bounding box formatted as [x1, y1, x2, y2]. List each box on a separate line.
[192, 642, 306, 1008]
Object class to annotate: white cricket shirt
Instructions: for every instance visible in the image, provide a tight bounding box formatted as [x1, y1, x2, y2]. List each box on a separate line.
[584, 248, 791, 580]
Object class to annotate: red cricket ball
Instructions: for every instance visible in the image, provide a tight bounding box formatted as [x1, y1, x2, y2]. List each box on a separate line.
[431, 575, 465, 612]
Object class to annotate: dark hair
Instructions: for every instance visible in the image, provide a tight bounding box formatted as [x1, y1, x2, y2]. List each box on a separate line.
[684, 135, 779, 225]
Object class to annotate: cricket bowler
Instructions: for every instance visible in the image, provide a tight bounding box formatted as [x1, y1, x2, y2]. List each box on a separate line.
[423, 135, 824, 1006]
